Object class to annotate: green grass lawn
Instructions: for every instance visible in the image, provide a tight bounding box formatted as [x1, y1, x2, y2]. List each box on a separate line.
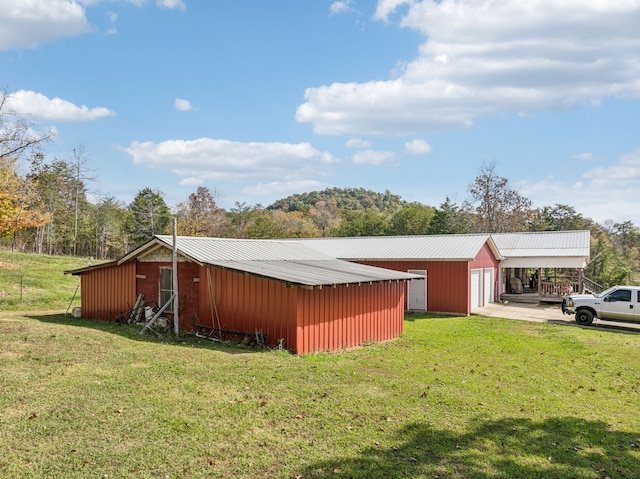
[2, 310, 640, 478]
[2, 250, 640, 478]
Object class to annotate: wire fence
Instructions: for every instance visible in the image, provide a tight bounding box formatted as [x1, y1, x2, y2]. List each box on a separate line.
[0, 267, 81, 312]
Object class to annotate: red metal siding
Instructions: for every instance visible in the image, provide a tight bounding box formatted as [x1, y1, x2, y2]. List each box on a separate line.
[357, 260, 470, 315]
[355, 243, 499, 315]
[195, 266, 406, 354]
[80, 260, 408, 355]
[197, 266, 298, 351]
[295, 281, 405, 354]
[80, 261, 136, 320]
[470, 242, 498, 269]
[469, 242, 500, 305]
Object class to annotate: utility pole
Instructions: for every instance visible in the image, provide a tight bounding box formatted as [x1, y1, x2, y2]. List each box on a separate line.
[172, 217, 179, 335]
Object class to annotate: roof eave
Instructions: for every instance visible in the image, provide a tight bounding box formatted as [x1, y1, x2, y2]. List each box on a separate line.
[64, 260, 117, 275]
[201, 261, 413, 289]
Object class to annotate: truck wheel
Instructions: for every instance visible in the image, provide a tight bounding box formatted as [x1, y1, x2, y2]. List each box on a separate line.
[575, 310, 594, 326]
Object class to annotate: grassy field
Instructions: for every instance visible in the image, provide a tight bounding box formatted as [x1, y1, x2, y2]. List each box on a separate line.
[2, 251, 640, 478]
[0, 249, 89, 311]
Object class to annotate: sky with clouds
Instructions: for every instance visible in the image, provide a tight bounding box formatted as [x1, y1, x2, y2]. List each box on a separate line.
[2, 0, 640, 224]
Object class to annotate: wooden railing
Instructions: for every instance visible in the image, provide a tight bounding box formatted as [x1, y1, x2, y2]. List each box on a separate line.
[540, 282, 578, 297]
[582, 276, 605, 294]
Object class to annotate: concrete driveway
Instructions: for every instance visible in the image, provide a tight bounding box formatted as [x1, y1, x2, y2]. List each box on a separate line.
[473, 302, 567, 323]
[473, 301, 640, 333]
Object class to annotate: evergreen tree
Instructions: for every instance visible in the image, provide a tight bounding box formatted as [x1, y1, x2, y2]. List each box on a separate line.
[128, 187, 171, 245]
[428, 197, 470, 235]
[530, 204, 590, 231]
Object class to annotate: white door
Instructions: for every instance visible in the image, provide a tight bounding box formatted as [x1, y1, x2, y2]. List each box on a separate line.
[408, 270, 427, 311]
[470, 269, 482, 310]
[484, 268, 494, 305]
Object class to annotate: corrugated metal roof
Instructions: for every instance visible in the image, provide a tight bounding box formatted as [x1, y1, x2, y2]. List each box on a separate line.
[295, 234, 497, 261]
[143, 236, 419, 287]
[491, 230, 590, 258]
[156, 235, 333, 262]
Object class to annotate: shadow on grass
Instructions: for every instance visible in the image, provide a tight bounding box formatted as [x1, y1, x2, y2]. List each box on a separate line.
[302, 416, 639, 479]
[545, 320, 640, 335]
[404, 311, 460, 322]
[25, 313, 270, 355]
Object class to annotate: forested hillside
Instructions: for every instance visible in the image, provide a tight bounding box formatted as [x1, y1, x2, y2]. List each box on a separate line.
[268, 187, 405, 213]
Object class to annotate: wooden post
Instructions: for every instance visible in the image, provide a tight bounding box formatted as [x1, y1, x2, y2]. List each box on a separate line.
[578, 267, 583, 294]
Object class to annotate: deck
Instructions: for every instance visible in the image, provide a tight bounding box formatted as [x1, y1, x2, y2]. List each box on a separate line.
[500, 280, 578, 305]
[499, 292, 565, 304]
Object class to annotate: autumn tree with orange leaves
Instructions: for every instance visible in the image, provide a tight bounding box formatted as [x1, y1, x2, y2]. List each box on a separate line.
[0, 157, 50, 240]
[0, 89, 53, 245]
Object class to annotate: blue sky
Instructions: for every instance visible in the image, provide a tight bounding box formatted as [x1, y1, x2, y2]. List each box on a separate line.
[2, 0, 640, 225]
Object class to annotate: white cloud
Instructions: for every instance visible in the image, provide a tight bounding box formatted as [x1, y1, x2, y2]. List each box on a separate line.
[157, 0, 185, 10]
[297, 0, 640, 136]
[352, 149, 396, 165]
[9, 90, 115, 122]
[405, 138, 431, 155]
[573, 152, 595, 161]
[0, 0, 187, 49]
[123, 138, 340, 183]
[346, 138, 371, 149]
[330, 1, 355, 15]
[104, 11, 118, 36]
[174, 98, 194, 111]
[179, 177, 204, 187]
[0, 0, 92, 50]
[374, 0, 412, 22]
[521, 148, 640, 224]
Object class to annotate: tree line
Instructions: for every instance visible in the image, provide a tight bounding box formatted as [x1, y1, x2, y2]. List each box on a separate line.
[1, 88, 639, 288]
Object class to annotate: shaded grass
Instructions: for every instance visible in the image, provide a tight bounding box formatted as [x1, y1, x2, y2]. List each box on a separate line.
[0, 250, 90, 311]
[2, 311, 640, 478]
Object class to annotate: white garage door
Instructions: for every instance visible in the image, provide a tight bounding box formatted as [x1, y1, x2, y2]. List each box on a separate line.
[470, 269, 483, 310]
[407, 270, 427, 311]
[484, 268, 494, 305]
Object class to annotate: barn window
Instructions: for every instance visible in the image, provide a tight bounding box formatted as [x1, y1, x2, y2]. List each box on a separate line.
[160, 268, 173, 308]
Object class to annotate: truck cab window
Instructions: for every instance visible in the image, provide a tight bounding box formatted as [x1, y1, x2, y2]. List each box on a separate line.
[607, 289, 631, 303]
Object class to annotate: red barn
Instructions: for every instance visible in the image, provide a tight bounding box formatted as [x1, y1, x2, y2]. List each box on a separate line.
[296, 234, 502, 315]
[67, 236, 418, 354]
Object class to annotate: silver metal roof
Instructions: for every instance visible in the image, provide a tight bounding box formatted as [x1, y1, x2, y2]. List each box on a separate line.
[129, 236, 419, 287]
[295, 234, 499, 261]
[491, 230, 591, 258]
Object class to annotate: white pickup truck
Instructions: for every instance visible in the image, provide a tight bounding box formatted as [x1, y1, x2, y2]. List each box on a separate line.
[562, 286, 640, 326]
